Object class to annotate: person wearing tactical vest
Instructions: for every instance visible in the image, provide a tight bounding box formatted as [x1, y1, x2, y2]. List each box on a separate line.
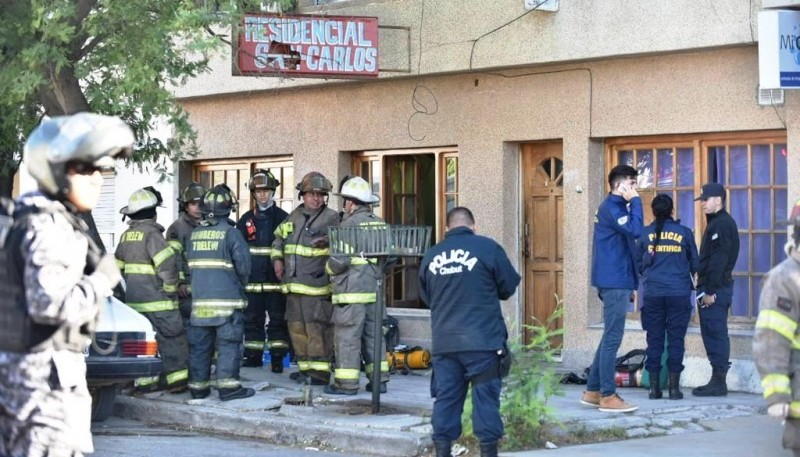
[115, 187, 189, 393]
[272, 172, 339, 386]
[753, 199, 800, 456]
[0, 113, 131, 457]
[637, 194, 699, 400]
[236, 169, 290, 371]
[324, 176, 389, 396]
[186, 184, 254, 401]
[167, 182, 207, 328]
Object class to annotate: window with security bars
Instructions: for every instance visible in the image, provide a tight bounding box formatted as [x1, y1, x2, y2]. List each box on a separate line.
[606, 131, 787, 321]
[194, 158, 295, 222]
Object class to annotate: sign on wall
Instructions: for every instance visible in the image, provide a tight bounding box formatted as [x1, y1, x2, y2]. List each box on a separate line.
[234, 13, 379, 78]
[759, 10, 800, 89]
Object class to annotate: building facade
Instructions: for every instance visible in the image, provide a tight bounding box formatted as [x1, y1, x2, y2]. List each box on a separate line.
[173, 0, 799, 391]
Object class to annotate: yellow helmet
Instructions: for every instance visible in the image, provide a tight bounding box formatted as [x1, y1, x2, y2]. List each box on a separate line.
[333, 176, 379, 204]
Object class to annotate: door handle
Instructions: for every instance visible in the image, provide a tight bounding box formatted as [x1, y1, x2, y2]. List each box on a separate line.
[524, 223, 531, 259]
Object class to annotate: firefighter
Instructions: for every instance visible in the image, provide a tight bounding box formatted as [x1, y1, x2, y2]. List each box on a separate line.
[116, 187, 189, 393]
[166, 182, 207, 328]
[753, 199, 800, 456]
[272, 172, 339, 386]
[324, 176, 389, 395]
[236, 169, 290, 371]
[186, 184, 254, 401]
[0, 113, 131, 457]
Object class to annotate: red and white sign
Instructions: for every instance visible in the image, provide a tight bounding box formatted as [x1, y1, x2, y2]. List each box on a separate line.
[236, 14, 379, 78]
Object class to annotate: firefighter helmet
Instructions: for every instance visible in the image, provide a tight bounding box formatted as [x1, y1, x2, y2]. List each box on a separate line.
[333, 176, 379, 204]
[178, 182, 207, 204]
[248, 169, 280, 191]
[203, 184, 237, 217]
[120, 186, 163, 216]
[783, 199, 800, 249]
[295, 172, 332, 195]
[23, 113, 134, 197]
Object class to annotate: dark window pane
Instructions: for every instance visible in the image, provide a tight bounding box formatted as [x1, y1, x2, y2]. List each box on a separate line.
[753, 276, 763, 315]
[656, 148, 674, 188]
[776, 189, 788, 224]
[676, 190, 695, 227]
[708, 146, 726, 184]
[618, 150, 634, 168]
[775, 231, 788, 264]
[636, 149, 654, 189]
[731, 277, 750, 317]
[753, 234, 772, 273]
[753, 189, 771, 230]
[446, 158, 457, 192]
[446, 195, 456, 213]
[752, 145, 771, 185]
[677, 148, 694, 187]
[729, 145, 748, 185]
[735, 234, 750, 272]
[776, 144, 788, 185]
[729, 189, 749, 230]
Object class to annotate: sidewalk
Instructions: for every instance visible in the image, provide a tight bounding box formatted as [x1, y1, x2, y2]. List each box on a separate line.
[112, 366, 781, 457]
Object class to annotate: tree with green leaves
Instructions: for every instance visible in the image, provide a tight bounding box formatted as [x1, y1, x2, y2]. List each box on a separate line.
[0, 0, 295, 198]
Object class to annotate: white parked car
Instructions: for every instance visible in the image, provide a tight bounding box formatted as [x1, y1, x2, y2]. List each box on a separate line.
[85, 296, 162, 421]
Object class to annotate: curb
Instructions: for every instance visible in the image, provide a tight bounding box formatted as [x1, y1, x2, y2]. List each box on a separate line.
[114, 396, 433, 457]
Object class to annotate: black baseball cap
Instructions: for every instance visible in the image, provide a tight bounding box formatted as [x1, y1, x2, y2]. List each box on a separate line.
[694, 183, 726, 201]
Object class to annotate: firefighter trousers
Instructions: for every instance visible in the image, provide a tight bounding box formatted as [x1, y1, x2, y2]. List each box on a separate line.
[243, 291, 289, 362]
[286, 293, 333, 384]
[332, 302, 389, 391]
[143, 310, 189, 387]
[187, 310, 245, 394]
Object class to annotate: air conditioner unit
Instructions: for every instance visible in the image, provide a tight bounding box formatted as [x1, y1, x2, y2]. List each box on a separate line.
[758, 86, 785, 106]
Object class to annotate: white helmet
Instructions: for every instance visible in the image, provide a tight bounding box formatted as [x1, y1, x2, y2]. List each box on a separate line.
[23, 113, 134, 196]
[120, 187, 161, 216]
[333, 176, 379, 204]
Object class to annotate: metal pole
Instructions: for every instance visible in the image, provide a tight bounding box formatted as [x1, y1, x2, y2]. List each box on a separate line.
[371, 259, 386, 414]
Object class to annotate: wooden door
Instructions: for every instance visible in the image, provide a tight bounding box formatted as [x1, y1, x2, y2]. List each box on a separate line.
[522, 143, 564, 346]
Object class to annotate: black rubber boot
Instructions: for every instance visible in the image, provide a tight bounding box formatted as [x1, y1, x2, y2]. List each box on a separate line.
[692, 369, 728, 397]
[433, 440, 452, 457]
[190, 388, 211, 400]
[219, 387, 255, 401]
[323, 385, 357, 395]
[241, 354, 263, 368]
[648, 370, 662, 399]
[668, 372, 683, 400]
[479, 441, 499, 457]
[366, 382, 387, 393]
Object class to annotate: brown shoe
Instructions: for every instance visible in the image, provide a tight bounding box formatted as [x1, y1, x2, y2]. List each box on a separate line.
[580, 390, 601, 407]
[599, 393, 639, 413]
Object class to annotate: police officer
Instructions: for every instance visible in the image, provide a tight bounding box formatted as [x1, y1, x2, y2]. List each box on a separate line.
[272, 172, 339, 386]
[638, 194, 699, 400]
[236, 169, 290, 371]
[324, 176, 389, 396]
[692, 182, 740, 397]
[0, 113, 131, 457]
[116, 187, 189, 393]
[753, 199, 800, 456]
[186, 184, 253, 401]
[419, 207, 520, 457]
[167, 182, 207, 327]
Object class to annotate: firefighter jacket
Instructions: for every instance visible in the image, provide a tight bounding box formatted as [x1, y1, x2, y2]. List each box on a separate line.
[236, 204, 288, 293]
[166, 213, 200, 289]
[187, 218, 251, 323]
[753, 250, 800, 413]
[419, 226, 521, 355]
[115, 219, 179, 313]
[637, 218, 700, 297]
[698, 209, 740, 296]
[325, 206, 386, 304]
[591, 193, 643, 290]
[272, 204, 339, 296]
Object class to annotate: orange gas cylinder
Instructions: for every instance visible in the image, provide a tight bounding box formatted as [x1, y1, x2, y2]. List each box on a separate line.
[387, 347, 431, 371]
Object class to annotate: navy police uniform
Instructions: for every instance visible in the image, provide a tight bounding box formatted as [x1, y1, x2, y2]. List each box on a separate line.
[697, 208, 739, 371]
[638, 218, 699, 374]
[419, 226, 520, 449]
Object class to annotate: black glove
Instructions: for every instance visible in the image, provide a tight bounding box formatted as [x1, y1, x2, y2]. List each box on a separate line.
[90, 254, 122, 293]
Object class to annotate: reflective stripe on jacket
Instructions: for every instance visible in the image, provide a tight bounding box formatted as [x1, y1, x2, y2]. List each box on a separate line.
[272, 204, 339, 296]
[115, 219, 178, 313]
[326, 206, 384, 305]
[188, 218, 251, 321]
[166, 213, 199, 286]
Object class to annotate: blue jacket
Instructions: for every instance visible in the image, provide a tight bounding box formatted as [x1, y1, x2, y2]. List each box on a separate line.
[419, 226, 521, 355]
[591, 194, 643, 290]
[638, 218, 699, 297]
